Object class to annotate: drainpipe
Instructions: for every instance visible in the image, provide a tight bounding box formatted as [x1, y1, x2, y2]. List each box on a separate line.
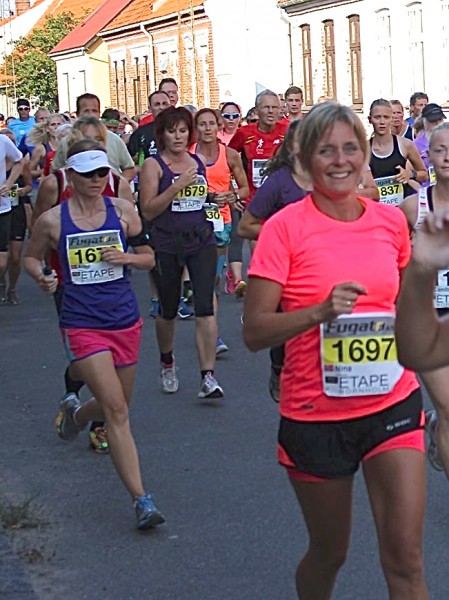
[279, 9, 294, 86]
[140, 24, 156, 91]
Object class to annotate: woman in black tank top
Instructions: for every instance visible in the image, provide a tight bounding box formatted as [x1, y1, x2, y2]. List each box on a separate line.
[368, 99, 427, 205]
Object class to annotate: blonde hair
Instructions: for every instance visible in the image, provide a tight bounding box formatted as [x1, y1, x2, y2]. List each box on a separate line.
[27, 113, 66, 145]
[295, 101, 368, 174]
[72, 116, 107, 147]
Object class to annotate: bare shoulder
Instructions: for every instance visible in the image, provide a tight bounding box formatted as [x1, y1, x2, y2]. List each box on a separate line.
[35, 203, 61, 228]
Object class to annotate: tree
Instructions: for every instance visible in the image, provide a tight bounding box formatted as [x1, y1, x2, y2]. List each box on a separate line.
[2, 12, 80, 109]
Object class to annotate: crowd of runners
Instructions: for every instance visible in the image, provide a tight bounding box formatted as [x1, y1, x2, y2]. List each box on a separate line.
[2, 81, 449, 598]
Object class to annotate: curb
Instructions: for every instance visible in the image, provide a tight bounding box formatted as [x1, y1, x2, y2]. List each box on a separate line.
[0, 526, 39, 599]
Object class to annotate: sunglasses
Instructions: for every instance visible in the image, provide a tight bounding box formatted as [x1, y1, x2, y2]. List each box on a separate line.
[222, 112, 240, 120]
[77, 167, 110, 179]
[247, 118, 258, 124]
[18, 106, 30, 111]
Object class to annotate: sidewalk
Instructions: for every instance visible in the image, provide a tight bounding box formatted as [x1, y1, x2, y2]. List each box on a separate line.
[0, 526, 39, 600]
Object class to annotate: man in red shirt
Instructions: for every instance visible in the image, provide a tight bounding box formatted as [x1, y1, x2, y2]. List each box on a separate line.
[229, 90, 289, 203]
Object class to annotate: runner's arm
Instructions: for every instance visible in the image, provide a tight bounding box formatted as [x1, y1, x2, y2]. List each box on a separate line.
[400, 139, 427, 183]
[244, 278, 367, 352]
[29, 144, 45, 179]
[24, 212, 58, 293]
[227, 148, 249, 200]
[117, 176, 135, 204]
[105, 199, 154, 270]
[31, 174, 58, 230]
[358, 168, 379, 200]
[397, 213, 449, 370]
[238, 209, 263, 240]
[399, 194, 419, 232]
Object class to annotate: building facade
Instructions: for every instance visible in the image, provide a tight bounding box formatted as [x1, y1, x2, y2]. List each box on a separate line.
[279, 0, 449, 115]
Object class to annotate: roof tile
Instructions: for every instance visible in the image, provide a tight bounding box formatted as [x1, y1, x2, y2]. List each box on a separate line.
[50, 0, 133, 53]
[102, 0, 203, 33]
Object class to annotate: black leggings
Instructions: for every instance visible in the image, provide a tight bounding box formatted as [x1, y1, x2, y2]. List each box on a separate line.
[153, 244, 217, 320]
[228, 207, 243, 264]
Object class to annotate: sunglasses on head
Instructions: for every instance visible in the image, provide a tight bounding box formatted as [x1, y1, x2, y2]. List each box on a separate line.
[77, 167, 110, 179]
[18, 106, 30, 111]
[222, 112, 240, 120]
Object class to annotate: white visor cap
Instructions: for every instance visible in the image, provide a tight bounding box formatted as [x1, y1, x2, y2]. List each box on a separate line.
[66, 150, 111, 173]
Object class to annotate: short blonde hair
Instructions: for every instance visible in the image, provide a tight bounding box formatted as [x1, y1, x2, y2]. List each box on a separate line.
[73, 116, 107, 146]
[295, 101, 368, 174]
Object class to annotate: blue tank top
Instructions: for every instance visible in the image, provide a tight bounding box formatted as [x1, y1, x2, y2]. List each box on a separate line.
[149, 153, 215, 255]
[58, 196, 139, 330]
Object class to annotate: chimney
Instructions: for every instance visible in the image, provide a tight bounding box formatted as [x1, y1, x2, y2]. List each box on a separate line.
[16, 0, 31, 16]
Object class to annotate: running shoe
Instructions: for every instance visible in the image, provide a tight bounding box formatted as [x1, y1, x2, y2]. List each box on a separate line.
[149, 298, 160, 319]
[177, 297, 194, 319]
[6, 289, 19, 305]
[0, 283, 6, 304]
[235, 280, 247, 298]
[198, 372, 224, 399]
[268, 367, 281, 403]
[425, 410, 444, 472]
[216, 337, 229, 356]
[160, 364, 179, 394]
[134, 494, 165, 530]
[89, 427, 109, 454]
[55, 393, 86, 441]
[225, 269, 237, 294]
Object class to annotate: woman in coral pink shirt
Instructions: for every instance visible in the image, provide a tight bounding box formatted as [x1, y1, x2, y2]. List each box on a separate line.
[243, 102, 428, 600]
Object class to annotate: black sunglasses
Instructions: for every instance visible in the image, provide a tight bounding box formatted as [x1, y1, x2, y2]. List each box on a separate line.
[78, 167, 110, 179]
[247, 118, 258, 124]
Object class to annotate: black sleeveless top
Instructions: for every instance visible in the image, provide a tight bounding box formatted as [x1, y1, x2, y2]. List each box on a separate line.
[369, 135, 413, 198]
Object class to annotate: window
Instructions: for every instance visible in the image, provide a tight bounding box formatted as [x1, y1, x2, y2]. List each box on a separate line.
[63, 72, 70, 112]
[79, 70, 86, 94]
[323, 20, 337, 99]
[301, 24, 313, 106]
[348, 15, 363, 107]
[407, 3, 425, 91]
[122, 59, 128, 114]
[113, 61, 119, 107]
[134, 57, 141, 115]
[376, 10, 392, 98]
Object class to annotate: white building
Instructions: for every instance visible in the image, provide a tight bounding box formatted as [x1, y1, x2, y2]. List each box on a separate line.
[279, 0, 449, 116]
[205, 0, 293, 111]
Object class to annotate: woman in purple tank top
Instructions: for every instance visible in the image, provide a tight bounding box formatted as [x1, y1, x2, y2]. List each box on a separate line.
[24, 140, 165, 530]
[140, 107, 224, 400]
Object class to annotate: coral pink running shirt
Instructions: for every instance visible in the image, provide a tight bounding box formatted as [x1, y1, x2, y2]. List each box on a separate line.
[248, 195, 419, 422]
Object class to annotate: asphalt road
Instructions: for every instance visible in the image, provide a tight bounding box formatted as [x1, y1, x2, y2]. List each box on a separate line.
[1, 270, 449, 600]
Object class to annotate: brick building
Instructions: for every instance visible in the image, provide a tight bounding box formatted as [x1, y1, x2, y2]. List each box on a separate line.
[100, 0, 219, 116]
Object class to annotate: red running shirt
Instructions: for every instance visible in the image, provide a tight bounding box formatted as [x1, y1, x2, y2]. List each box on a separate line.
[248, 195, 419, 422]
[228, 121, 289, 202]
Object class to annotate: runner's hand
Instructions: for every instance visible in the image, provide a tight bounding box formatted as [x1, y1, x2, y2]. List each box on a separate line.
[319, 282, 367, 321]
[394, 165, 411, 184]
[413, 211, 449, 270]
[37, 270, 58, 294]
[234, 200, 246, 213]
[175, 167, 198, 191]
[214, 191, 234, 206]
[100, 247, 129, 265]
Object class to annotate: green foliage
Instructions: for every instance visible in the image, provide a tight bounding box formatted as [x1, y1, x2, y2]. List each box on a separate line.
[3, 12, 80, 108]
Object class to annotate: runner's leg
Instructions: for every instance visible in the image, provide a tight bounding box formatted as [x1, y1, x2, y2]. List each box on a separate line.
[363, 449, 428, 599]
[289, 476, 354, 600]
